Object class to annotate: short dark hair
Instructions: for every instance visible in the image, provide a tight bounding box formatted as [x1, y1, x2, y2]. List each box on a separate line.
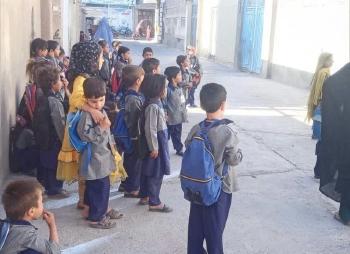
[142, 58, 160, 74]
[98, 39, 108, 48]
[164, 66, 181, 82]
[83, 77, 106, 99]
[36, 65, 61, 95]
[176, 55, 187, 66]
[122, 65, 145, 89]
[2, 180, 43, 220]
[200, 83, 227, 113]
[117, 46, 130, 57]
[141, 74, 166, 100]
[142, 47, 153, 56]
[30, 38, 48, 57]
[47, 40, 59, 52]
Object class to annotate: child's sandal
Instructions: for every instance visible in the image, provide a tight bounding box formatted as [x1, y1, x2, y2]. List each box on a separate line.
[89, 217, 116, 229]
[106, 209, 123, 219]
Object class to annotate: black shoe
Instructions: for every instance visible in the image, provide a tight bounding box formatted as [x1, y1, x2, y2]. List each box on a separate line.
[189, 104, 198, 108]
[176, 151, 184, 156]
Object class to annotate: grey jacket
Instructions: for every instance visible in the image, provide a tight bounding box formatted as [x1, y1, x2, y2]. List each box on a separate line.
[124, 92, 143, 138]
[0, 221, 61, 254]
[48, 96, 65, 142]
[145, 99, 168, 151]
[77, 110, 116, 180]
[185, 121, 243, 193]
[165, 83, 188, 125]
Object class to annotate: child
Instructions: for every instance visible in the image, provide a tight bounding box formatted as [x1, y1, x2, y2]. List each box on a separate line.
[111, 40, 122, 67]
[0, 179, 61, 253]
[185, 83, 243, 254]
[98, 40, 111, 86]
[164, 66, 187, 156]
[30, 38, 48, 60]
[141, 58, 161, 75]
[33, 64, 69, 199]
[142, 47, 153, 60]
[138, 74, 173, 212]
[77, 77, 123, 229]
[186, 46, 202, 107]
[111, 46, 131, 102]
[122, 65, 145, 197]
[46, 40, 61, 69]
[176, 55, 192, 105]
[306, 53, 333, 178]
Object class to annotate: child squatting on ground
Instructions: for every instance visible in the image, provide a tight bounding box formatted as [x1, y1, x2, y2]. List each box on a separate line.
[0, 180, 61, 253]
[77, 77, 124, 229]
[185, 83, 243, 254]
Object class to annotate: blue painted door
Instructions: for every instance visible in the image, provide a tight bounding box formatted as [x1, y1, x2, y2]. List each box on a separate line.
[240, 0, 265, 73]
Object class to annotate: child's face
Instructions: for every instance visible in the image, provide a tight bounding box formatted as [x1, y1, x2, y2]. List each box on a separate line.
[87, 96, 106, 110]
[173, 72, 182, 84]
[38, 49, 48, 57]
[98, 52, 104, 70]
[143, 51, 153, 59]
[136, 75, 145, 87]
[52, 75, 63, 92]
[153, 65, 161, 74]
[103, 45, 109, 54]
[63, 58, 70, 67]
[122, 51, 131, 61]
[29, 189, 44, 220]
[54, 46, 61, 58]
[182, 58, 190, 68]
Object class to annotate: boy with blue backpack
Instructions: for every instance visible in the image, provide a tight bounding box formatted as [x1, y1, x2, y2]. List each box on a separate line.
[114, 65, 145, 198]
[76, 78, 124, 229]
[181, 83, 243, 254]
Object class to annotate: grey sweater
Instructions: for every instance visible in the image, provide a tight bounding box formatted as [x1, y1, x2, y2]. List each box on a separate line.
[77, 110, 116, 180]
[0, 221, 61, 254]
[185, 121, 243, 193]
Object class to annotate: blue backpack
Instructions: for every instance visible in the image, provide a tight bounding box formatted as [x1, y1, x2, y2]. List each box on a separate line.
[180, 119, 231, 206]
[0, 220, 10, 251]
[67, 110, 91, 173]
[112, 109, 133, 154]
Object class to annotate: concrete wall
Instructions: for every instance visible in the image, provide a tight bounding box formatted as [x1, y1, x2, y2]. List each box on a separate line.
[163, 0, 187, 49]
[0, 0, 42, 182]
[261, 0, 350, 88]
[197, 0, 239, 65]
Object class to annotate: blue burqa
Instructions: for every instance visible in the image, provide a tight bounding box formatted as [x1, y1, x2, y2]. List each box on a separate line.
[94, 17, 114, 48]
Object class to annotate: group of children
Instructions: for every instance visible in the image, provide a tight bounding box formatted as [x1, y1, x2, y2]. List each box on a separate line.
[1, 38, 242, 254]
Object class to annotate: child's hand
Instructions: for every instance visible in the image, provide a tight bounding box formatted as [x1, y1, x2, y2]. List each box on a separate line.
[99, 116, 111, 130]
[87, 108, 105, 124]
[150, 150, 159, 159]
[43, 210, 56, 227]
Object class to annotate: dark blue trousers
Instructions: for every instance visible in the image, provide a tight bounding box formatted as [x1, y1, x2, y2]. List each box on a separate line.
[123, 152, 142, 192]
[339, 190, 350, 224]
[84, 176, 110, 222]
[168, 124, 183, 153]
[187, 86, 197, 106]
[188, 191, 232, 254]
[139, 174, 163, 206]
[39, 143, 63, 195]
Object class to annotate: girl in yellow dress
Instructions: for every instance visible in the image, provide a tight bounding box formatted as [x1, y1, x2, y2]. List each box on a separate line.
[57, 41, 126, 209]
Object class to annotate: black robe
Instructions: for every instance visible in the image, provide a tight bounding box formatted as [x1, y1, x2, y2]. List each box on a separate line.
[319, 63, 350, 201]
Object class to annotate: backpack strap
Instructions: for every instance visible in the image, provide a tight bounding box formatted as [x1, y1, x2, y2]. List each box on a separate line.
[0, 220, 10, 250]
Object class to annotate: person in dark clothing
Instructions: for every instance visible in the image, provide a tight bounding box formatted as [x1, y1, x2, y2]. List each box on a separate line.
[319, 62, 350, 226]
[98, 40, 111, 86]
[46, 40, 61, 69]
[33, 65, 69, 199]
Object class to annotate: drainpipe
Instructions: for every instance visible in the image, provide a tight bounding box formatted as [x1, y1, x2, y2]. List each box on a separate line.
[266, 0, 278, 79]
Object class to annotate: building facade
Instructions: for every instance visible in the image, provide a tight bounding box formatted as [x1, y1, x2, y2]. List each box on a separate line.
[0, 0, 83, 183]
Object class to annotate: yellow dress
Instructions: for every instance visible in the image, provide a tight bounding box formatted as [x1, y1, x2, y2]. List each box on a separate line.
[57, 75, 127, 183]
[56, 76, 86, 181]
